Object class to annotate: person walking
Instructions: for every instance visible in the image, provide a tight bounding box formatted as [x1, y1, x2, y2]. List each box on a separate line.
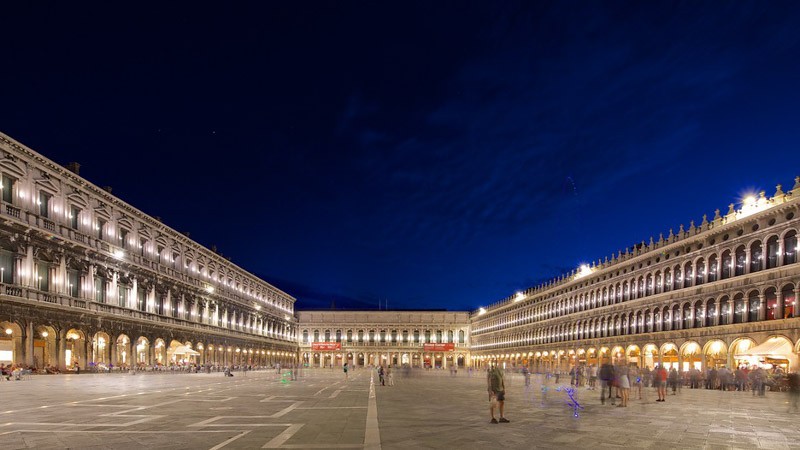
[599, 359, 615, 405]
[787, 371, 800, 413]
[343, 362, 349, 380]
[487, 364, 509, 423]
[668, 367, 679, 395]
[387, 365, 394, 386]
[522, 366, 531, 387]
[378, 365, 385, 386]
[629, 365, 642, 400]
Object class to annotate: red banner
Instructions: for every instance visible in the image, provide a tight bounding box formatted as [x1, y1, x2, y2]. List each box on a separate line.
[312, 342, 341, 351]
[423, 343, 455, 352]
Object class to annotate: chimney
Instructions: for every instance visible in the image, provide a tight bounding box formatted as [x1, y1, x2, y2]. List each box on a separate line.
[65, 162, 81, 175]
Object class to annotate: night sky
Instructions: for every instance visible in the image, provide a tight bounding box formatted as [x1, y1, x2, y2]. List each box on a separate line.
[3, 2, 800, 312]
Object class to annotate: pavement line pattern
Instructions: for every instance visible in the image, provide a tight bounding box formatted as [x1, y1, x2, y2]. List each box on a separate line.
[209, 430, 252, 450]
[364, 372, 381, 450]
[262, 423, 304, 448]
[188, 416, 295, 427]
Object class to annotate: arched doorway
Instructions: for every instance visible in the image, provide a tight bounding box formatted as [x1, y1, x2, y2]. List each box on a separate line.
[115, 334, 131, 369]
[64, 329, 86, 370]
[34, 325, 56, 369]
[642, 344, 658, 369]
[134, 337, 150, 367]
[730, 338, 756, 369]
[703, 340, 727, 369]
[660, 343, 678, 370]
[626, 345, 641, 367]
[0, 322, 22, 366]
[681, 341, 701, 371]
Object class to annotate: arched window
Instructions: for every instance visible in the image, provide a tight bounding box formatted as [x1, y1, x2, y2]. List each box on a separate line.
[324, 330, 331, 342]
[708, 255, 718, 282]
[735, 246, 746, 276]
[683, 304, 692, 328]
[721, 250, 732, 279]
[694, 301, 703, 328]
[781, 284, 796, 318]
[683, 263, 693, 288]
[748, 291, 760, 322]
[705, 299, 716, 327]
[313, 330, 320, 342]
[766, 236, 779, 269]
[673, 267, 682, 291]
[785, 231, 798, 265]
[303, 330, 309, 343]
[664, 268, 672, 292]
[733, 294, 745, 323]
[336, 330, 342, 342]
[765, 288, 778, 320]
[695, 259, 705, 285]
[719, 297, 730, 325]
[750, 241, 763, 273]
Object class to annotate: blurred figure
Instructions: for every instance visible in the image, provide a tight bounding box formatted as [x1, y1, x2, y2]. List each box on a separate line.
[668, 367, 679, 395]
[599, 359, 615, 405]
[629, 364, 642, 400]
[588, 364, 597, 390]
[787, 371, 800, 413]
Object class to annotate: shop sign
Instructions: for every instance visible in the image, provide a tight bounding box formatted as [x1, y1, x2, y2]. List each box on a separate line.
[312, 342, 341, 351]
[423, 343, 455, 352]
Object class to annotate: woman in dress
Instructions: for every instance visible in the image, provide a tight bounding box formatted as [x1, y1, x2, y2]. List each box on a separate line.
[617, 364, 630, 407]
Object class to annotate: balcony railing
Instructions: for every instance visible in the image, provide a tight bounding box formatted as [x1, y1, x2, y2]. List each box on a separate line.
[0, 282, 294, 343]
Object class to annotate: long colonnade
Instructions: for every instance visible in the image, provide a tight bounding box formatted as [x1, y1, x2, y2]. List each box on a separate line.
[471, 180, 800, 373]
[0, 132, 297, 370]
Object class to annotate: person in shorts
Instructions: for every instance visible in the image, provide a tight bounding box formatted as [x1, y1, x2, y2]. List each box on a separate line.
[487, 364, 509, 423]
[655, 364, 668, 402]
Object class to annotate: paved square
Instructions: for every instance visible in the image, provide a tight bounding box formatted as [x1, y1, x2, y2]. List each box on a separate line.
[0, 369, 798, 449]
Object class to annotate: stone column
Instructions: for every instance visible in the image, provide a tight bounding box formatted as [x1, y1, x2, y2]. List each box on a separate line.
[714, 300, 721, 326]
[57, 329, 66, 371]
[24, 321, 34, 366]
[758, 294, 767, 321]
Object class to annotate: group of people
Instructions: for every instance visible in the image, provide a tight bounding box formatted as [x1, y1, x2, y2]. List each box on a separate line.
[0, 363, 32, 380]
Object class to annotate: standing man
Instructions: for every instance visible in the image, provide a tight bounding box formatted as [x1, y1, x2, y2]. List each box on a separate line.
[655, 364, 668, 402]
[487, 364, 509, 423]
[343, 362, 349, 380]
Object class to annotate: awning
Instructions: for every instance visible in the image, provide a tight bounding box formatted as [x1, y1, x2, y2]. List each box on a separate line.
[172, 345, 201, 356]
[735, 338, 793, 358]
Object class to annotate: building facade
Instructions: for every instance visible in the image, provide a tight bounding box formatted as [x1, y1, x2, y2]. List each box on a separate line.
[2, 132, 799, 375]
[297, 310, 470, 368]
[0, 132, 297, 370]
[470, 182, 800, 373]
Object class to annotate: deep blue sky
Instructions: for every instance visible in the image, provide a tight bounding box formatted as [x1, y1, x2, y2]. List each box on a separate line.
[3, 2, 800, 312]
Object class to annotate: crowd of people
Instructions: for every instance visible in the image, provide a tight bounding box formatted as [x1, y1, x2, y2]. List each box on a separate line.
[557, 361, 797, 399]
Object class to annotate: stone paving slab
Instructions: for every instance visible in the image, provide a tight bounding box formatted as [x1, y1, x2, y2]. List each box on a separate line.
[0, 369, 798, 449]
